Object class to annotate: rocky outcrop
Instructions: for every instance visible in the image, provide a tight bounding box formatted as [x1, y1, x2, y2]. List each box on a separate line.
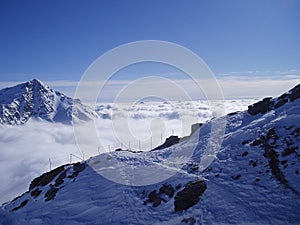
[174, 180, 206, 212]
[248, 97, 274, 115]
[68, 162, 86, 179]
[144, 184, 175, 207]
[144, 190, 166, 207]
[152, 123, 203, 151]
[248, 84, 300, 115]
[44, 187, 59, 202]
[249, 126, 300, 194]
[12, 200, 28, 211]
[253, 128, 287, 186]
[11, 162, 87, 211]
[143, 180, 206, 212]
[152, 136, 180, 151]
[181, 217, 196, 225]
[29, 165, 67, 190]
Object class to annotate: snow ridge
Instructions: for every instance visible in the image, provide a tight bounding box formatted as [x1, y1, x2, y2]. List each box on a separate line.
[0, 79, 97, 125]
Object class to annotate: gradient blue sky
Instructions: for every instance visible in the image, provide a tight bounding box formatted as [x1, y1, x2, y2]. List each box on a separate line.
[0, 0, 300, 99]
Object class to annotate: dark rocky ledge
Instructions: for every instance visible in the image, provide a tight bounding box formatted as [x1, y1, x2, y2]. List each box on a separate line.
[248, 84, 300, 115]
[174, 180, 206, 212]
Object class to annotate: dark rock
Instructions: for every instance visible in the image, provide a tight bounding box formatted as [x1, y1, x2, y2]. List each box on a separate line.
[44, 187, 59, 201]
[29, 165, 66, 190]
[228, 112, 239, 116]
[285, 125, 294, 130]
[144, 190, 164, 207]
[68, 162, 86, 179]
[247, 84, 300, 115]
[241, 151, 248, 157]
[159, 184, 175, 198]
[11, 193, 25, 203]
[175, 184, 182, 190]
[266, 128, 278, 141]
[249, 127, 297, 192]
[289, 84, 300, 102]
[181, 217, 196, 225]
[187, 161, 199, 172]
[264, 149, 288, 186]
[152, 123, 203, 151]
[202, 166, 212, 173]
[278, 93, 288, 100]
[231, 174, 241, 180]
[281, 160, 288, 165]
[174, 180, 206, 212]
[251, 139, 262, 146]
[248, 97, 274, 115]
[73, 162, 86, 172]
[274, 98, 288, 108]
[30, 188, 42, 198]
[152, 135, 180, 151]
[12, 199, 28, 211]
[242, 140, 248, 145]
[249, 160, 258, 167]
[282, 147, 298, 157]
[291, 127, 300, 137]
[55, 171, 66, 187]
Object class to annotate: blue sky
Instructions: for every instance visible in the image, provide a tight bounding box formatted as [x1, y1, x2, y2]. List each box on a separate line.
[0, 0, 300, 99]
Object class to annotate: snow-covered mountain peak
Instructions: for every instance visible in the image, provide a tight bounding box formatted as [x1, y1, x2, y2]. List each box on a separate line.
[28, 78, 44, 87]
[0, 79, 97, 125]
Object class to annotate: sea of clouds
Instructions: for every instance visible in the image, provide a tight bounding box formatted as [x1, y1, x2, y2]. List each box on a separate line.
[0, 99, 257, 204]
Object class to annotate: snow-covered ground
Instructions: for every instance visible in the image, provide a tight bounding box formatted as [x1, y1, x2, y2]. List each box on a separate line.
[1, 85, 300, 224]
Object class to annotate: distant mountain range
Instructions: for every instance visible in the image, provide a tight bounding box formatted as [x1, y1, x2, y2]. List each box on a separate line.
[0, 83, 300, 224]
[0, 79, 97, 125]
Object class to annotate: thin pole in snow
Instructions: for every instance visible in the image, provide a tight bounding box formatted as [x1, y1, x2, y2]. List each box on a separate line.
[139, 140, 141, 150]
[98, 146, 100, 154]
[69, 153, 84, 162]
[108, 145, 111, 152]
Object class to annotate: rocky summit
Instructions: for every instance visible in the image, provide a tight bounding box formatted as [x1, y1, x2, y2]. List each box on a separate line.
[0, 79, 97, 125]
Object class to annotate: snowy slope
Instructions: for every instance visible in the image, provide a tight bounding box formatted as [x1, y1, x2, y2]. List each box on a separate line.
[1, 84, 300, 224]
[0, 79, 97, 125]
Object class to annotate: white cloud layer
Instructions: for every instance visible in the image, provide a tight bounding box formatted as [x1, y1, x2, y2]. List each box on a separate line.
[0, 74, 299, 203]
[0, 99, 256, 204]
